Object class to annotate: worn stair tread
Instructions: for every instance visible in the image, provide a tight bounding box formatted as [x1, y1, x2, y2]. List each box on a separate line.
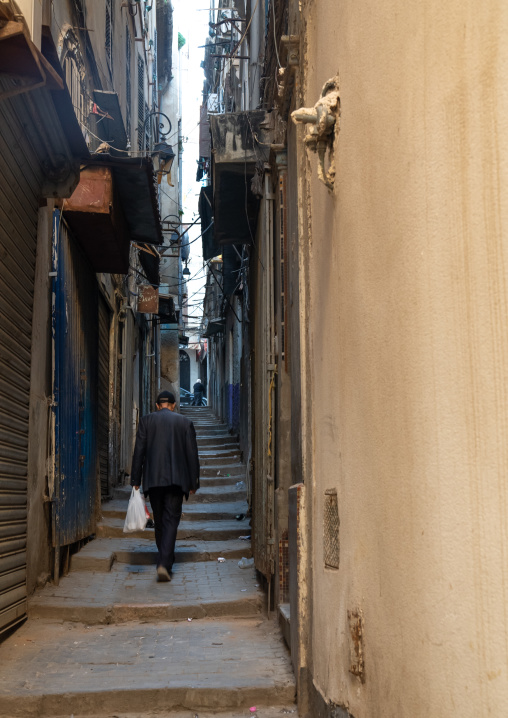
[198, 446, 240, 457]
[199, 451, 241, 460]
[197, 434, 238, 442]
[113, 485, 246, 505]
[114, 479, 246, 497]
[200, 464, 246, 477]
[199, 458, 243, 468]
[0, 618, 295, 716]
[197, 434, 238, 441]
[49, 708, 297, 718]
[97, 517, 250, 540]
[29, 561, 261, 623]
[102, 499, 249, 520]
[183, 500, 248, 517]
[70, 536, 252, 570]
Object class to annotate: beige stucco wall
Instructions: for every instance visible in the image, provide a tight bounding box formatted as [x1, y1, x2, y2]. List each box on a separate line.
[300, 0, 508, 715]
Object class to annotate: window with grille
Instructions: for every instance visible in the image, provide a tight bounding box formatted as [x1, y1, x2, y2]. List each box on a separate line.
[126, 27, 132, 141]
[74, 0, 85, 30]
[105, 0, 113, 71]
[324, 489, 340, 569]
[65, 53, 87, 143]
[137, 55, 145, 150]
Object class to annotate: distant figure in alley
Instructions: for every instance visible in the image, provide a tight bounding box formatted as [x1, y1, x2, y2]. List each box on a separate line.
[131, 391, 200, 582]
[192, 378, 205, 406]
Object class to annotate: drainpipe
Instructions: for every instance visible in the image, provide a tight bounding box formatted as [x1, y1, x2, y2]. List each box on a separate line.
[264, 169, 276, 611]
[249, 0, 261, 108]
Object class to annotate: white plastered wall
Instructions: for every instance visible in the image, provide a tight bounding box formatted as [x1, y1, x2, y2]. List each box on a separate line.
[300, 0, 508, 715]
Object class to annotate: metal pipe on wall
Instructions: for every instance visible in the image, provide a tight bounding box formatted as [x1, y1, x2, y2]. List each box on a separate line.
[249, 0, 261, 108]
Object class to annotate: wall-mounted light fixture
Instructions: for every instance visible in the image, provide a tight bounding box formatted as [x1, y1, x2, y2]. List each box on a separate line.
[151, 141, 175, 176]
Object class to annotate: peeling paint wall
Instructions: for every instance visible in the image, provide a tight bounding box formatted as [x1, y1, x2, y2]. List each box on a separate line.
[299, 0, 508, 714]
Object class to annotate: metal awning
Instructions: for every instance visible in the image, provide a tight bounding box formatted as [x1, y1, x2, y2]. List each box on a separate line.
[210, 111, 273, 245]
[203, 320, 225, 337]
[0, 10, 63, 99]
[61, 155, 163, 274]
[86, 155, 164, 246]
[60, 164, 130, 273]
[199, 185, 218, 260]
[139, 246, 160, 286]
[92, 91, 128, 153]
[0, 15, 89, 198]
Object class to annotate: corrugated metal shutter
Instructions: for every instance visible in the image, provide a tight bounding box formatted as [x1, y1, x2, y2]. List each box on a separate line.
[98, 295, 110, 499]
[0, 99, 42, 634]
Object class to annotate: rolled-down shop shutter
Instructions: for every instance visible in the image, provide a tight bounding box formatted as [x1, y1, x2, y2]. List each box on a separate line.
[98, 295, 111, 499]
[0, 105, 42, 634]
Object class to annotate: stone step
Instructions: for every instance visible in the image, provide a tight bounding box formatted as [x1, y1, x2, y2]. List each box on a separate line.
[189, 485, 247, 503]
[97, 517, 249, 541]
[181, 408, 215, 414]
[113, 481, 247, 503]
[28, 561, 261, 625]
[0, 617, 295, 717]
[201, 463, 245, 477]
[197, 435, 239, 446]
[198, 445, 240, 455]
[70, 537, 252, 571]
[102, 498, 249, 521]
[199, 447, 241, 457]
[199, 476, 246, 488]
[194, 427, 232, 434]
[199, 454, 242, 467]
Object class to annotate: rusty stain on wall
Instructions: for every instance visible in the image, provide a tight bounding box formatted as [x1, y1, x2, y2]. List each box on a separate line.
[348, 609, 365, 683]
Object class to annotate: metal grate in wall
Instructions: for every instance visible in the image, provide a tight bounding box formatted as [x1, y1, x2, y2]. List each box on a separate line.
[324, 489, 340, 569]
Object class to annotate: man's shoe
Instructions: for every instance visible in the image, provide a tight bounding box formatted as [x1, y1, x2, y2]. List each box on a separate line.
[156, 565, 171, 582]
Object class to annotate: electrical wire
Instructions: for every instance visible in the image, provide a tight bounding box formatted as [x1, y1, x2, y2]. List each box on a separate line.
[271, 0, 282, 70]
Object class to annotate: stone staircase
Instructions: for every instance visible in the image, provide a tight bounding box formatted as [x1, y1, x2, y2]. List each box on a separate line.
[0, 407, 295, 717]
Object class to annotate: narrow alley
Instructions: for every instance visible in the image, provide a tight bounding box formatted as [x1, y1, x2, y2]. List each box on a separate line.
[2, 0, 508, 716]
[0, 407, 295, 716]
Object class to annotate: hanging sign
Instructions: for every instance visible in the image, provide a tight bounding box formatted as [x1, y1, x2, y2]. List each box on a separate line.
[137, 285, 159, 314]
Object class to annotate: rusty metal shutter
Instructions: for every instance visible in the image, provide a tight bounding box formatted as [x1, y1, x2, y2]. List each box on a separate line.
[98, 295, 111, 499]
[0, 100, 42, 634]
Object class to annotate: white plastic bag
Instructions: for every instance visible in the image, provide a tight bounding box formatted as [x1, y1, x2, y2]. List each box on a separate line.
[238, 557, 255, 569]
[123, 488, 146, 533]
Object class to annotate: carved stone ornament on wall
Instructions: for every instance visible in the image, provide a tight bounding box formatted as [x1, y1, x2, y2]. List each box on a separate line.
[291, 75, 340, 190]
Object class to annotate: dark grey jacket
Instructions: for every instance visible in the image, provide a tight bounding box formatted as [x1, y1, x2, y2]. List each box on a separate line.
[130, 408, 200, 496]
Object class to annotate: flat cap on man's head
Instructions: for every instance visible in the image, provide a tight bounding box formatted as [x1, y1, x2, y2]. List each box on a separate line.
[157, 390, 176, 404]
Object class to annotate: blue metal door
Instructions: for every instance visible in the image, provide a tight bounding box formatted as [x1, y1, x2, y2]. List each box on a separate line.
[52, 211, 98, 549]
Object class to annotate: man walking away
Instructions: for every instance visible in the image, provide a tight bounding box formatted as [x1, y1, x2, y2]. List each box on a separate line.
[130, 391, 200, 582]
[192, 378, 205, 406]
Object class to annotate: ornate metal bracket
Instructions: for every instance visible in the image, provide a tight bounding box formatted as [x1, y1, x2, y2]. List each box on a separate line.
[291, 76, 340, 190]
[143, 110, 172, 142]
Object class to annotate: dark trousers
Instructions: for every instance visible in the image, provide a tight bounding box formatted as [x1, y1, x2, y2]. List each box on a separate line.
[148, 486, 183, 571]
[193, 391, 203, 406]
